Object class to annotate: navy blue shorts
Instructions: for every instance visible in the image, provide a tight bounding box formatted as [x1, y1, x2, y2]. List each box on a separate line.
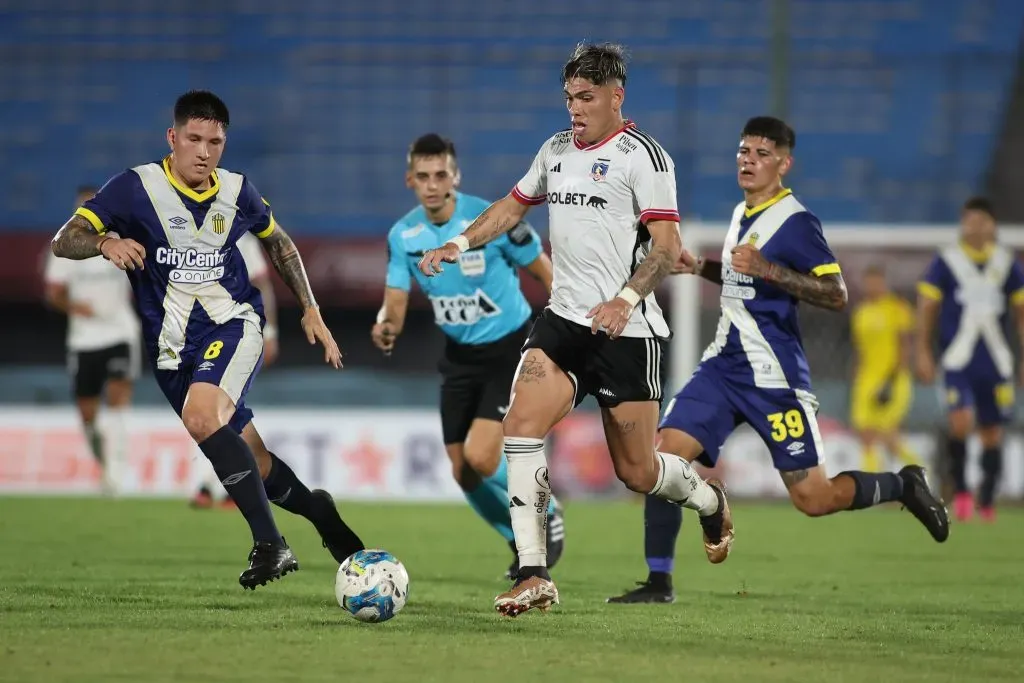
[154, 318, 264, 434]
[942, 355, 1014, 426]
[659, 361, 824, 472]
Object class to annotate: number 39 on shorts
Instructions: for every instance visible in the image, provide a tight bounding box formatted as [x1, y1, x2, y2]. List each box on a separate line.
[767, 409, 805, 442]
[204, 340, 224, 360]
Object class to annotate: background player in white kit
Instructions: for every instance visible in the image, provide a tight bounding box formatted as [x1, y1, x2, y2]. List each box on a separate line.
[420, 43, 730, 617]
[190, 231, 280, 508]
[44, 185, 141, 495]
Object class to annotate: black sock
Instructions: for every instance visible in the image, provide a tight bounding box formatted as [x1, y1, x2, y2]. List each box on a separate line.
[198, 427, 281, 544]
[978, 447, 1002, 508]
[948, 437, 968, 493]
[644, 494, 681, 583]
[840, 471, 904, 510]
[263, 452, 315, 519]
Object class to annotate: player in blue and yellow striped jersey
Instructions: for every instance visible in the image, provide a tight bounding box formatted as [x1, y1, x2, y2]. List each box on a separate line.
[916, 197, 1024, 523]
[373, 134, 564, 580]
[51, 90, 365, 589]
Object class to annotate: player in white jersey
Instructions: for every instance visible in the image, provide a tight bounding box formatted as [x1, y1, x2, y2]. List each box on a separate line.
[190, 231, 280, 508]
[44, 185, 141, 495]
[419, 43, 731, 617]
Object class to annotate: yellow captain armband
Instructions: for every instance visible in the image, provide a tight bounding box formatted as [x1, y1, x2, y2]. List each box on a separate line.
[74, 207, 107, 234]
[811, 263, 841, 277]
[254, 214, 277, 239]
[917, 282, 943, 301]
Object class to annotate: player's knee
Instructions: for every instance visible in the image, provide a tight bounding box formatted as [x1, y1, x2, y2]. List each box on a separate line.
[789, 489, 836, 518]
[614, 460, 657, 494]
[947, 411, 972, 440]
[462, 446, 496, 476]
[181, 406, 224, 443]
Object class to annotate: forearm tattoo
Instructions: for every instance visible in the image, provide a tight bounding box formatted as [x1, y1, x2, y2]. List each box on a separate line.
[626, 243, 676, 299]
[262, 227, 316, 309]
[765, 267, 848, 311]
[465, 202, 516, 248]
[51, 215, 103, 260]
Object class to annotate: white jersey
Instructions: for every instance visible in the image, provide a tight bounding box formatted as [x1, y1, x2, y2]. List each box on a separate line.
[44, 251, 140, 352]
[512, 122, 679, 338]
[237, 232, 269, 281]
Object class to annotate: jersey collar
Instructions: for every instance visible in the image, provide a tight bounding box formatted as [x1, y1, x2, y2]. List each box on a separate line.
[573, 120, 635, 151]
[744, 187, 792, 218]
[959, 241, 994, 264]
[163, 156, 220, 203]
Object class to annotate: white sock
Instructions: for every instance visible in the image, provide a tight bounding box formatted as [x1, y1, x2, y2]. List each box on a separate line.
[504, 436, 549, 568]
[649, 451, 720, 516]
[104, 408, 129, 494]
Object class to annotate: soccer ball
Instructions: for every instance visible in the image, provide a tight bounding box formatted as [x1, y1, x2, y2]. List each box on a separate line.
[335, 549, 409, 623]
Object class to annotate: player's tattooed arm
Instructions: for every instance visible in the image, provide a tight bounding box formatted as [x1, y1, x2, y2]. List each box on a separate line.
[624, 220, 683, 298]
[766, 269, 848, 311]
[51, 215, 104, 259]
[261, 226, 316, 309]
[463, 195, 531, 248]
[780, 469, 811, 488]
[730, 244, 847, 311]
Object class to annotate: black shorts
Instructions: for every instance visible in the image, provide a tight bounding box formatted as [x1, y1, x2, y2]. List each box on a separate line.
[523, 308, 666, 408]
[68, 342, 137, 398]
[439, 325, 529, 445]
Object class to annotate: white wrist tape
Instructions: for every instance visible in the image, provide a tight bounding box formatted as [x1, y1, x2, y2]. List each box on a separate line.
[263, 323, 278, 341]
[445, 235, 470, 253]
[616, 286, 642, 308]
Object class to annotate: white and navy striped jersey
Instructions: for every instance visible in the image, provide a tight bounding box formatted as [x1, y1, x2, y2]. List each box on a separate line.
[511, 121, 679, 339]
[75, 157, 273, 370]
[702, 189, 840, 391]
[918, 242, 1024, 376]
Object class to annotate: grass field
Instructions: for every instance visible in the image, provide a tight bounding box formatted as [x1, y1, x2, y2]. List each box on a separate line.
[0, 497, 1021, 683]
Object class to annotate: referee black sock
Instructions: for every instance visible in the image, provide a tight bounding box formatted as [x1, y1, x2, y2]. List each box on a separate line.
[948, 437, 968, 493]
[198, 426, 282, 544]
[263, 451, 315, 519]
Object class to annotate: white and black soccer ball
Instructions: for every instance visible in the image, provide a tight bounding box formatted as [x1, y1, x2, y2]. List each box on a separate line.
[335, 549, 409, 623]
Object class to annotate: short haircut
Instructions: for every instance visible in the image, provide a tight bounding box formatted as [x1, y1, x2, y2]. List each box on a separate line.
[741, 116, 796, 150]
[962, 196, 996, 220]
[407, 133, 457, 168]
[562, 42, 628, 87]
[173, 90, 230, 129]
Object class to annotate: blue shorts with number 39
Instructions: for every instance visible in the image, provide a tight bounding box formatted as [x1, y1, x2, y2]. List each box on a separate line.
[659, 358, 825, 472]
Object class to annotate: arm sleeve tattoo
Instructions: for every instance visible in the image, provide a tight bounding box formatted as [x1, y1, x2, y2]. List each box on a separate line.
[260, 226, 317, 309]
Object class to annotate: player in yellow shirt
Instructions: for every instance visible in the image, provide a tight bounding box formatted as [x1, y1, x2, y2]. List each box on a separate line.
[850, 266, 920, 471]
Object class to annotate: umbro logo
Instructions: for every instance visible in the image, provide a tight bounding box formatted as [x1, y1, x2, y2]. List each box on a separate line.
[221, 470, 251, 486]
[169, 216, 188, 230]
[549, 162, 561, 173]
[197, 361, 215, 371]
[509, 496, 527, 508]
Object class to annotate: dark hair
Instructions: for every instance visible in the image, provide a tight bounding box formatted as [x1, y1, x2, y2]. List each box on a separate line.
[741, 116, 796, 150]
[407, 133, 457, 166]
[173, 90, 230, 129]
[562, 42, 628, 86]
[962, 196, 995, 220]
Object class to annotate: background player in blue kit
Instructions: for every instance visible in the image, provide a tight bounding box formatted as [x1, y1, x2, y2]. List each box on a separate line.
[916, 197, 1024, 523]
[50, 90, 365, 589]
[609, 117, 949, 603]
[373, 134, 564, 578]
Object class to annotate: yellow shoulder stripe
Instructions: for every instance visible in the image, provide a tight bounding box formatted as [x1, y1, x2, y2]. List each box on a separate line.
[254, 214, 276, 239]
[917, 282, 943, 301]
[811, 262, 841, 276]
[1011, 287, 1024, 306]
[74, 207, 107, 234]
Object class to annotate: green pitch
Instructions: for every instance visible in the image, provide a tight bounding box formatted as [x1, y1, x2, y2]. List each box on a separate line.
[0, 497, 1021, 683]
